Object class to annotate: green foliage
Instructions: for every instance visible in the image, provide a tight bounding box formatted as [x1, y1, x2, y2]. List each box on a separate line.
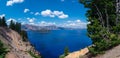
[28, 51, 41, 58]
[59, 55, 65, 58]
[64, 47, 69, 56]
[9, 20, 21, 33]
[20, 30, 28, 42]
[80, 0, 120, 56]
[0, 40, 7, 58]
[0, 17, 7, 27]
[59, 47, 69, 58]
[9, 19, 29, 42]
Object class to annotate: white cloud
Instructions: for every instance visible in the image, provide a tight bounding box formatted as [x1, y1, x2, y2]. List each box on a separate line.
[24, 9, 30, 13]
[41, 9, 54, 17]
[0, 14, 5, 18]
[37, 20, 87, 29]
[38, 21, 56, 26]
[27, 18, 36, 25]
[58, 14, 68, 19]
[7, 18, 16, 22]
[7, 18, 17, 25]
[53, 11, 63, 16]
[41, 9, 68, 19]
[6, 0, 24, 6]
[75, 20, 81, 22]
[35, 12, 40, 16]
[59, 19, 87, 29]
[22, 19, 87, 29]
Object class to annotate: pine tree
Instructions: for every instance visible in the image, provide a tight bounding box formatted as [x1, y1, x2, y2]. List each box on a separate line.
[2, 17, 7, 27]
[9, 20, 21, 33]
[15, 22, 21, 33]
[20, 30, 28, 42]
[0, 18, 2, 26]
[0, 40, 7, 58]
[64, 47, 69, 56]
[80, 0, 120, 55]
[9, 20, 15, 30]
[0, 17, 7, 27]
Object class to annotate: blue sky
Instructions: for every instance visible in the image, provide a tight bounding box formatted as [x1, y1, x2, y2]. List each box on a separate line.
[0, 0, 88, 28]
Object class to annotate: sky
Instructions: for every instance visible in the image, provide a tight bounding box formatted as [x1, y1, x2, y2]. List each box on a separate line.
[0, 0, 88, 28]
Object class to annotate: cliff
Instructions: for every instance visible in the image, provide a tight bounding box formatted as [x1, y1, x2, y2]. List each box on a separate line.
[0, 27, 40, 58]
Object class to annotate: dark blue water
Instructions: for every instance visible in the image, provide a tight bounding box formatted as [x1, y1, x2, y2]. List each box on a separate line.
[27, 29, 92, 58]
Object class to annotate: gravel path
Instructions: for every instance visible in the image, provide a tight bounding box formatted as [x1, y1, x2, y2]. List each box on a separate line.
[4, 29, 33, 58]
[0, 27, 33, 58]
[94, 45, 120, 58]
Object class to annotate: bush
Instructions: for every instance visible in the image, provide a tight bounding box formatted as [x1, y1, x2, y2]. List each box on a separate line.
[89, 33, 120, 56]
[59, 55, 65, 58]
[0, 40, 7, 58]
[20, 30, 28, 42]
[64, 47, 69, 56]
[28, 51, 41, 58]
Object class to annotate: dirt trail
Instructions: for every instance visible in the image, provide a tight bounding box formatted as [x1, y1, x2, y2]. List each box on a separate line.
[65, 48, 89, 58]
[94, 45, 120, 58]
[0, 27, 37, 58]
[4, 28, 32, 58]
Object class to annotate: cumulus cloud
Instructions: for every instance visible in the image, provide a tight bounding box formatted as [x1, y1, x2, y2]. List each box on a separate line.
[41, 9, 68, 19]
[0, 14, 5, 18]
[33, 19, 87, 29]
[7, 18, 16, 22]
[38, 21, 56, 26]
[7, 18, 17, 25]
[35, 12, 40, 16]
[41, 9, 55, 17]
[59, 19, 87, 29]
[58, 14, 68, 19]
[6, 0, 24, 6]
[27, 18, 36, 25]
[24, 9, 30, 13]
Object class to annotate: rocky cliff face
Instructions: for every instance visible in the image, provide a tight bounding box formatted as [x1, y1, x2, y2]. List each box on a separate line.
[0, 27, 40, 58]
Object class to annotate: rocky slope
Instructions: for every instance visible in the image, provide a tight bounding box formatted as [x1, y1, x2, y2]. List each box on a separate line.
[0, 27, 40, 58]
[65, 45, 120, 58]
[93, 45, 120, 58]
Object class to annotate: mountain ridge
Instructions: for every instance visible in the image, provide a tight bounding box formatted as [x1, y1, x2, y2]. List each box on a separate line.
[0, 27, 40, 58]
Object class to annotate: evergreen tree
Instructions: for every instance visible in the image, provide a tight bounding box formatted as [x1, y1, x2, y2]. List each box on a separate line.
[64, 47, 69, 56]
[1, 17, 7, 27]
[0, 17, 7, 27]
[0, 18, 2, 26]
[9, 20, 15, 30]
[15, 22, 21, 33]
[20, 30, 28, 42]
[80, 0, 120, 55]
[9, 20, 21, 33]
[0, 40, 7, 58]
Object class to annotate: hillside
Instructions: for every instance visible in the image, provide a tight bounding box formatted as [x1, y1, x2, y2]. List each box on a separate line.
[65, 45, 120, 58]
[0, 27, 40, 58]
[93, 45, 120, 58]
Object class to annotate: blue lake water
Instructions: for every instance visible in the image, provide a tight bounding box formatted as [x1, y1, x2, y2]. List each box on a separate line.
[27, 29, 92, 58]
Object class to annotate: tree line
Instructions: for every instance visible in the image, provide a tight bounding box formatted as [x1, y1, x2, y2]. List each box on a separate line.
[0, 16, 28, 42]
[80, 0, 120, 56]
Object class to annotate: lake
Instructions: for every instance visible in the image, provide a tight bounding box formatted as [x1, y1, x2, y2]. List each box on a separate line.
[27, 29, 92, 58]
